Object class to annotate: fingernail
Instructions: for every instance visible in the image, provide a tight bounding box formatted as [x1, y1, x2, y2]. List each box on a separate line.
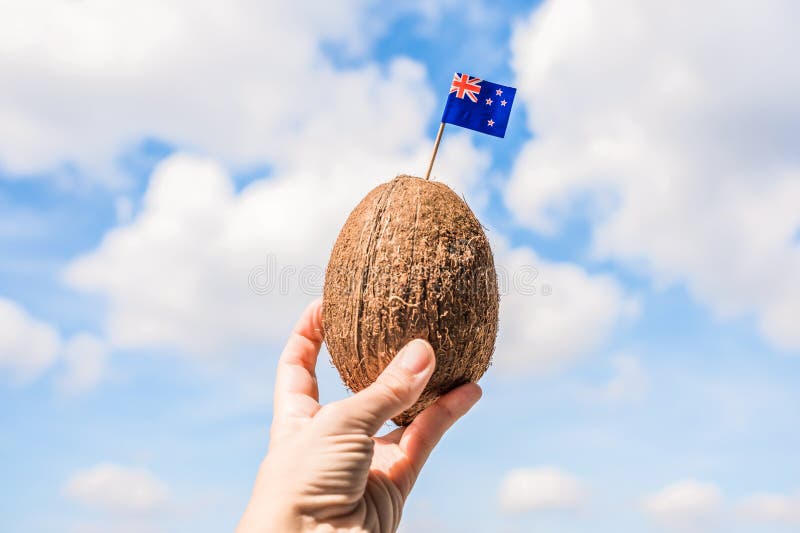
[399, 339, 432, 374]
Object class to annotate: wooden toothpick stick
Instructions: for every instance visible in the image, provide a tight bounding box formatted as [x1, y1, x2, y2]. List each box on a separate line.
[424, 122, 445, 180]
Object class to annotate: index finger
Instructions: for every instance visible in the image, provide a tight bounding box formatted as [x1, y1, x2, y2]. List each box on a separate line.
[398, 382, 482, 485]
[273, 298, 324, 424]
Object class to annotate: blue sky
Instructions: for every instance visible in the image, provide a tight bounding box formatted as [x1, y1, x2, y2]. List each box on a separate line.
[1, 1, 799, 532]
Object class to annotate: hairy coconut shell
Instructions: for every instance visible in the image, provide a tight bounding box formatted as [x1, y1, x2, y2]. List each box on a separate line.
[322, 175, 499, 426]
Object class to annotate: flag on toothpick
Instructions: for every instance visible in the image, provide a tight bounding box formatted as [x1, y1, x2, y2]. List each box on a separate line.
[441, 73, 516, 138]
[423, 72, 516, 179]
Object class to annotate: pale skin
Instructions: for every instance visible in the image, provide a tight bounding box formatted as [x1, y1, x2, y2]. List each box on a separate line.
[236, 298, 482, 533]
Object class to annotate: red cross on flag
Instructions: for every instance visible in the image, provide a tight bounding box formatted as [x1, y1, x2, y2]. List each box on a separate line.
[449, 73, 482, 103]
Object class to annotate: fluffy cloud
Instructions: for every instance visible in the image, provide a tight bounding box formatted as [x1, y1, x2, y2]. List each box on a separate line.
[65, 148, 633, 373]
[0, 296, 108, 389]
[63, 463, 170, 515]
[65, 136, 490, 355]
[491, 238, 636, 373]
[2, 0, 635, 373]
[1, 0, 637, 372]
[0, 297, 60, 382]
[0, 0, 388, 180]
[47, 1, 500, 357]
[58, 333, 109, 393]
[644, 482, 800, 529]
[507, 0, 800, 351]
[497, 466, 586, 513]
[596, 353, 648, 403]
[642, 480, 721, 528]
[738, 491, 800, 525]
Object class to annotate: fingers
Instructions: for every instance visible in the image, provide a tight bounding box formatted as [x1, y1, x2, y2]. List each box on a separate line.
[399, 382, 482, 480]
[332, 339, 435, 436]
[273, 299, 324, 423]
[376, 426, 405, 445]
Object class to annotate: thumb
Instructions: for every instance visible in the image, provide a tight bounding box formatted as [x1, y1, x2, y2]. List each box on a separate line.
[334, 339, 435, 435]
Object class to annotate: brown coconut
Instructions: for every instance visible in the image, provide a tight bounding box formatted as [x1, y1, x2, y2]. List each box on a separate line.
[322, 174, 499, 426]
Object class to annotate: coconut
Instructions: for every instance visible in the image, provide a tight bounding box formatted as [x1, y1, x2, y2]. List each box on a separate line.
[322, 174, 499, 426]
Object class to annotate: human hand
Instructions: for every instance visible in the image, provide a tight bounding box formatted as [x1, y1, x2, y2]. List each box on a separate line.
[236, 298, 482, 533]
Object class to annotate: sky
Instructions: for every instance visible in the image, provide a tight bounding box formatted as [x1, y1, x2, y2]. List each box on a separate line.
[1, 0, 799, 531]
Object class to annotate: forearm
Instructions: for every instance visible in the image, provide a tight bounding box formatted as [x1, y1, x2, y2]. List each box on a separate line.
[237, 493, 300, 533]
[236, 459, 301, 533]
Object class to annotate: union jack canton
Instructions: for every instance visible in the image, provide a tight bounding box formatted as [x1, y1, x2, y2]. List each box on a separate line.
[441, 72, 516, 138]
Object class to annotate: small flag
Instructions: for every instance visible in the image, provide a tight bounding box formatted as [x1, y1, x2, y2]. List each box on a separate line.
[441, 73, 516, 138]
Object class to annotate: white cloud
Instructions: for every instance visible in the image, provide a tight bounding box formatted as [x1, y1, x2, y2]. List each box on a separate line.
[0, 0, 389, 181]
[596, 353, 648, 403]
[491, 237, 637, 373]
[58, 333, 109, 393]
[65, 134, 490, 356]
[45, 1, 496, 359]
[497, 466, 586, 513]
[0, 0, 483, 189]
[1, 0, 636, 372]
[0, 0, 631, 372]
[115, 197, 134, 224]
[0, 297, 60, 382]
[64, 147, 636, 372]
[507, 0, 800, 352]
[642, 479, 722, 529]
[63, 463, 170, 515]
[738, 491, 800, 525]
[0, 296, 109, 390]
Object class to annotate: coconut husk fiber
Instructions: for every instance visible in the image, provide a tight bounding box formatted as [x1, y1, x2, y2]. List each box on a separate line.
[322, 174, 499, 426]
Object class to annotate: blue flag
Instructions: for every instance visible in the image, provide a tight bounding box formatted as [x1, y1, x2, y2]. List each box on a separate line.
[441, 73, 516, 138]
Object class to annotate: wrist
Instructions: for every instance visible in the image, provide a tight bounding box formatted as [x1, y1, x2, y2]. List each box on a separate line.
[237, 499, 301, 533]
[237, 459, 303, 533]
